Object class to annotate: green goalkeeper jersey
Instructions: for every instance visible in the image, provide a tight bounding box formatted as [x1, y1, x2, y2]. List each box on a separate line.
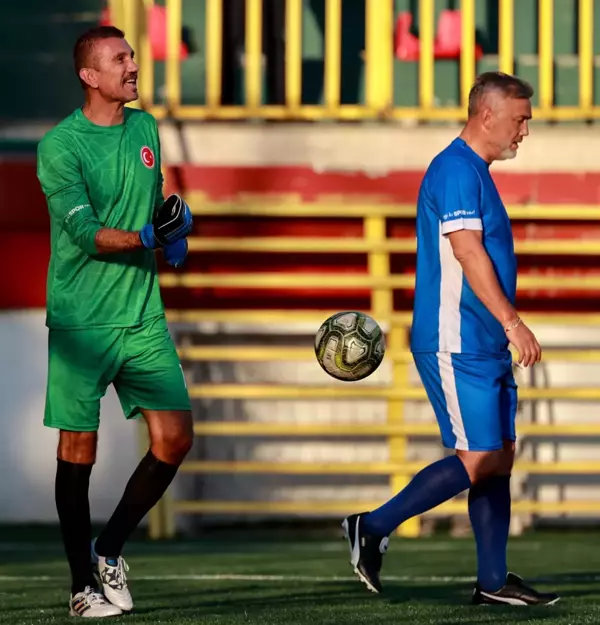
[37, 107, 165, 329]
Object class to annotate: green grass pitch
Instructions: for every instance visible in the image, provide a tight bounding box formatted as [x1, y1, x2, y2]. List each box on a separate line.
[2, 526, 600, 624]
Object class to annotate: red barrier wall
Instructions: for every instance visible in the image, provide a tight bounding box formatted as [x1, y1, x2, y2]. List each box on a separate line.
[2, 161, 599, 312]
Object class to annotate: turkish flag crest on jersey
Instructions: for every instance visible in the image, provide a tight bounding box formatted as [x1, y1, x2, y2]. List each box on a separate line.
[141, 146, 155, 169]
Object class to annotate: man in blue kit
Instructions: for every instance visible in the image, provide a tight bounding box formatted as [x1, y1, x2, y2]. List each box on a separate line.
[343, 72, 559, 605]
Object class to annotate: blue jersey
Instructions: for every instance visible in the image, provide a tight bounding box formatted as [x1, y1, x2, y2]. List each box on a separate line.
[410, 138, 517, 355]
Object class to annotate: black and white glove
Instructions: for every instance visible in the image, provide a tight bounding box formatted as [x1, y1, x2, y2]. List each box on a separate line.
[139, 194, 193, 249]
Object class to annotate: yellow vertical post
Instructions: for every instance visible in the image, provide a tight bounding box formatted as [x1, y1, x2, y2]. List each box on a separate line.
[286, 0, 303, 110]
[498, 0, 514, 74]
[206, 0, 223, 109]
[122, 0, 139, 50]
[365, 216, 390, 320]
[165, 0, 182, 111]
[123, 0, 141, 109]
[365, 216, 418, 535]
[245, 0, 263, 109]
[418, 0, 435, 110]
[578, 0, 593, 112]
[138, 0, 154, 109]
[365, 0, 393, 114]
[460, 0, 475, 112]
[390, 325, 419, 537]
[324, 0, 342, 112]
[538, 0, 554, 113]
[107, 0, 125, 30]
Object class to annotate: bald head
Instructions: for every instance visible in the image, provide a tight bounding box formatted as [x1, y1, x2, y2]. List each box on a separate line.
[468, 72, 534, 118]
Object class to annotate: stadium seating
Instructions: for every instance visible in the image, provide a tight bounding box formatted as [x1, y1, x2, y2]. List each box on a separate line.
[394, 10, 483, 62]
[100, 5, 189, 61]
[1, 0, 597, 121]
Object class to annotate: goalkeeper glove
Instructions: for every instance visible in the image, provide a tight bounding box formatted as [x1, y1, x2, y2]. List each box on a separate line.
[139, 194, 193, 249]
[163, 238, 188, 268]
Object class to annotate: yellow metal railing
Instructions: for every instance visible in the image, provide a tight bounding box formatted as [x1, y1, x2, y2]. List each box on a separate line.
[150, 315, 600, 539]
[143, 198, 600, 539]
[108, 0, 597, 121]
[180, 198, 600, 220]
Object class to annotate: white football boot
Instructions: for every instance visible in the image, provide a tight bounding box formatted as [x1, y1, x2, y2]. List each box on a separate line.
[91, 539, 134, 612]
[69, 586, 122, 618]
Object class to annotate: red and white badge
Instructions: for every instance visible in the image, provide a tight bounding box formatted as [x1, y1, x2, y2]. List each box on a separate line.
[140, 146, 155, 169]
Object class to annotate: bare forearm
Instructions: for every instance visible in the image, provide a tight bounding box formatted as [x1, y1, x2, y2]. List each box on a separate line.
[94, 228, 144, 254]
[459, 249, 517, 326]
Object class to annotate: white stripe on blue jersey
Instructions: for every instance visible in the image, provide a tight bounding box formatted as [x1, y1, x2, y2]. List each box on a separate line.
[410, 138, 517, 355]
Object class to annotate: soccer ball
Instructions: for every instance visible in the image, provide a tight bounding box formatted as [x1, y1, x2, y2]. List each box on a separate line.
[314, 311, 386, 381]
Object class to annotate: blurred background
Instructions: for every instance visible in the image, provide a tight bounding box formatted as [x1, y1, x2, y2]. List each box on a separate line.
[1, 0, 600, 540]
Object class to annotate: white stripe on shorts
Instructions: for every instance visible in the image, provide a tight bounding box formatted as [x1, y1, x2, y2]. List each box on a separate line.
[436, 353, 469, 450]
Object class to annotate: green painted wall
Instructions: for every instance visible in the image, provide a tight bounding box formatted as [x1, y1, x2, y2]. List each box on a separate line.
[0, 1, 103, 120]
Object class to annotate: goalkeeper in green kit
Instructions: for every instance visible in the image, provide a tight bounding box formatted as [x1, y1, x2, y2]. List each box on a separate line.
[36, 26, 194, 618]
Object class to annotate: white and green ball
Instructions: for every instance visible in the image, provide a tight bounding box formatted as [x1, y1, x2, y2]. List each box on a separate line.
[314, 311, 385, 381]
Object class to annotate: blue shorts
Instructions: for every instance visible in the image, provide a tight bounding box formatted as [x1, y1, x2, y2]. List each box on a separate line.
[413, 352, 517, 452]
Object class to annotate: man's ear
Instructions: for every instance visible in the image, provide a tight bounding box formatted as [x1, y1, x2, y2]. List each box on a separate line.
[79, 68, 98, 89]
[481, 105, 493, 129]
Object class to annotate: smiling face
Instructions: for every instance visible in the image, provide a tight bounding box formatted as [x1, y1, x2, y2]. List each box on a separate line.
[78, 36, 139, 103]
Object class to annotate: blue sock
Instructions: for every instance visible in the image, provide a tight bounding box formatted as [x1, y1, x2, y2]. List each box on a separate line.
[468, 475, 511, 592]
[363, 456, 471, 537]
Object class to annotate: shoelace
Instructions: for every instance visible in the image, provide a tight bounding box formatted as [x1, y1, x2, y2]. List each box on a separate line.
[81, 587, 107, 605]
[102, 557, 130, 590]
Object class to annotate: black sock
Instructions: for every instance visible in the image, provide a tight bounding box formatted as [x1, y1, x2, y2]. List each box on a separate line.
[94, 451, 179, 557]
[55, 459, 97, 595]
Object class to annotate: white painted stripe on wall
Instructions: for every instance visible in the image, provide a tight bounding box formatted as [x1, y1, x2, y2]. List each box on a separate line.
[155, 123, 600, 172]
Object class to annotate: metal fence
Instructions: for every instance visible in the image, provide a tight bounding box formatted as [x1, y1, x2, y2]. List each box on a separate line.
[138, 199, 600, 538]
[107, 0, 598, 122]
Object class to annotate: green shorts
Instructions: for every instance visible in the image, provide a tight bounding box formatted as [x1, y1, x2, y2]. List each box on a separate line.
[45, 315, 191, 431]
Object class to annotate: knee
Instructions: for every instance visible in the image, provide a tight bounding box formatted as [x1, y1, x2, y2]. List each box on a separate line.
[150, 412, 194, 465]
[58, 431, 97, 465]
[157, 431, 193, 465]
[457, 445, 514, 485]
[165, 429, 194, 463]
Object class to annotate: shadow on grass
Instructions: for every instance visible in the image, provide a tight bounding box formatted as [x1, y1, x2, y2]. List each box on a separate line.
[0, 578, 574, 625]
[129, 581, 567, 624]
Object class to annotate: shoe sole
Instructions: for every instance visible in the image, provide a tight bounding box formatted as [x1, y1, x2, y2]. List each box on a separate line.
[69, 608, 123, 618]
[341, 518, 380, 594]
[475, 596, 561, 607]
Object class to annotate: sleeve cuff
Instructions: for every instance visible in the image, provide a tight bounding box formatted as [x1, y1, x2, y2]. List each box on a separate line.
[72, 222, 102, 256]
[441, 218, 483, 235]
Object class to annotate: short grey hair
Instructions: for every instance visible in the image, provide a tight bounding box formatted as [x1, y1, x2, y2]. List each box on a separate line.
[468, 71, 534, 117]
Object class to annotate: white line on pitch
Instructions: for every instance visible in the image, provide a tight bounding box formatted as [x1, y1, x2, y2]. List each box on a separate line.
[318, 542, 542, 552]
[0, 574, 474, 583]
[0, 541, 542, 553]
[0, 572, 591, 583]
